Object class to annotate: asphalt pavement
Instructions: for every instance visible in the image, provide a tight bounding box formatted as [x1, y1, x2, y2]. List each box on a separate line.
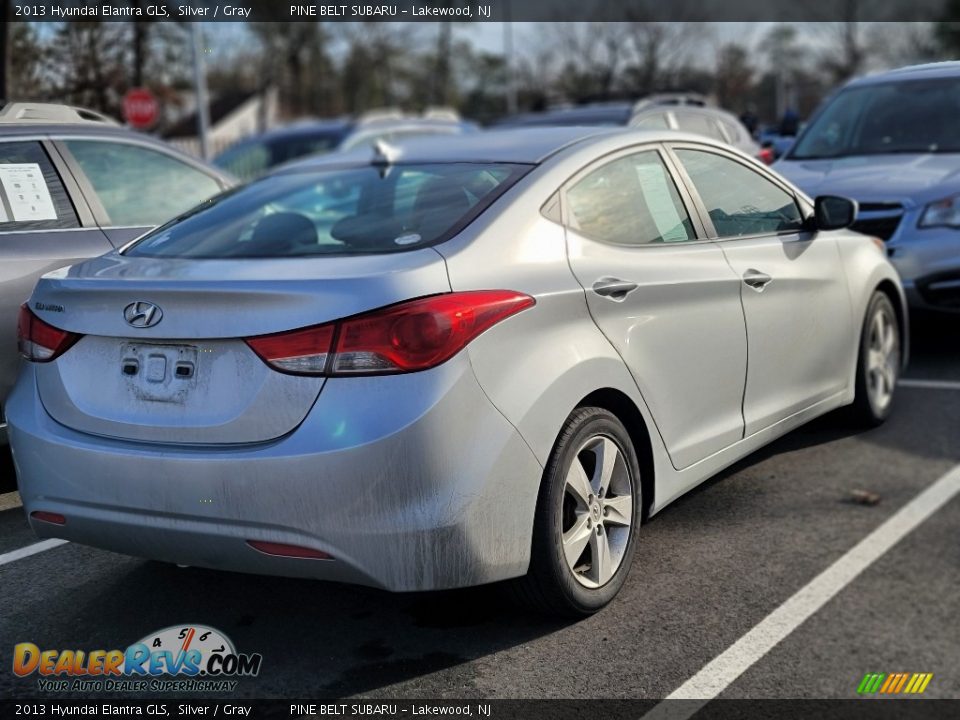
[1, 312, 958, 703]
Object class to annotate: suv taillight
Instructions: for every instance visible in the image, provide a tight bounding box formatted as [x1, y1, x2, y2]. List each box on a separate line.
[245, 291, 535, 376]
[17, 304, 82, 362]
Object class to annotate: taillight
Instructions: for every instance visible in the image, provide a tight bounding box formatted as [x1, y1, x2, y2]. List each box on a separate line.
[758, 147, 775, 165]
[246, 323, 335, 374]
[245, 291, 535, 376]
[31, 511, 66, 525]
[17, 304, 81, 362]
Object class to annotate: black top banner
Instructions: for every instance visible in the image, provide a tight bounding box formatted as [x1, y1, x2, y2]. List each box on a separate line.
[7, 0, 959, 22]
[3, 699, 960, 719]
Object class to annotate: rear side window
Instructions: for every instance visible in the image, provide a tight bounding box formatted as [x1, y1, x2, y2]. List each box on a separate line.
[566, 150, 695, 246]
[719, 119, 741, 143]
[633, 114, 670, 130]
[125, 162, 529, 258]
[675, 148, 804, 237]
[674, 112, 726, 141]
[0, 141, 79, 231]
[64, 140, 222, 227]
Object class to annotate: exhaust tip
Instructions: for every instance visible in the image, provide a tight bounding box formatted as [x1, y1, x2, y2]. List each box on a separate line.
[31, 511, 66, 526]
[246, 540, 332, 560]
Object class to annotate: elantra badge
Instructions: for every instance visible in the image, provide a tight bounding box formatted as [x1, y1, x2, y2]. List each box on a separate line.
[123, 301, 163, 328]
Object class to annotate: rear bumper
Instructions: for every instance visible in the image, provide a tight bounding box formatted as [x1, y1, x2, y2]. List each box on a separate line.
[7, 355, 543, 591]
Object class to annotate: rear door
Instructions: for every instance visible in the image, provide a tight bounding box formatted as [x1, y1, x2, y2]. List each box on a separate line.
[668, 144, 854, 435]
[0, 138, 112, 412]
[562, 145, 748, 470]
[53, 137, 228, 246]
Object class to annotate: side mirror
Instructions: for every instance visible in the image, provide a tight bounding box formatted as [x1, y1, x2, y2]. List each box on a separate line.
[814, 195, 858, 231]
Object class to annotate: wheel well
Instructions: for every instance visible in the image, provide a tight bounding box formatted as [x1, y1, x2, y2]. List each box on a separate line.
[577, 388, 655, 521]
[875, 279, 906, 365]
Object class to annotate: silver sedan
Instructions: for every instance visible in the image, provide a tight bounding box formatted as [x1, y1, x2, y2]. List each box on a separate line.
[8, 128, 906, 616]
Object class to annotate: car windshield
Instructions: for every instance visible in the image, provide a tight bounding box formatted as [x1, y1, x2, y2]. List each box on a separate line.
[124, 162, 529, 258]
[790, 77, 960, 159]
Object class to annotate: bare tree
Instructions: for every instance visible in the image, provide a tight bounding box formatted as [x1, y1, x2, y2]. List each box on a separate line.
[620, 22, 708, 96]
[714, 43, 753, 111]
[542, 23, 626, 101]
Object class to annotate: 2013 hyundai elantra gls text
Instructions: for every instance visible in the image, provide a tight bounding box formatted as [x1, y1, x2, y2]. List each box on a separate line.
[8, 128, 906, 616]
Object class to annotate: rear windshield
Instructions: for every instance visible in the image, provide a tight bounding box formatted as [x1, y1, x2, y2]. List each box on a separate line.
[125, 162, 529, 258]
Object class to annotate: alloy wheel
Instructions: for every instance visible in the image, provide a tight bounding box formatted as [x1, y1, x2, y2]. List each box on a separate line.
[866, 305, 899, 414]
[560, 434, 634, 589]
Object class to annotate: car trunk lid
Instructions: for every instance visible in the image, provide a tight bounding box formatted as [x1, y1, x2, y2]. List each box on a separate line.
[30, 250, 450, 445]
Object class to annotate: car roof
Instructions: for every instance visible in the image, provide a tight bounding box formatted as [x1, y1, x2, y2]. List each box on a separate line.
[218, 117, 474, 155]
[0, 121, 194, 150]
[494, 103, 633, 128]
[0, 122, 221, 162]
[634, 105, 741, 123]
[0, 120, 234, 184]
[232, 119, 355, 145]
[271, 126, 726, 172]
[847, 61, 960, 87]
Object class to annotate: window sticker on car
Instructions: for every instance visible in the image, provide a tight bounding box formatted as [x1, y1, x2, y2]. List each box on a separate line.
[0, 163, 58, 221]
[634, 162, 688, 242]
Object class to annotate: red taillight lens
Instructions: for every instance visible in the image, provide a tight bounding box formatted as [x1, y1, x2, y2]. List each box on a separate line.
[17, 304, 81, 362]
[31, 511, 66, 525]
[244, 291, 535, 376]
[245, 323, 335, 374]
[333, 291, 534, 374]
[758, 148, 775, 165]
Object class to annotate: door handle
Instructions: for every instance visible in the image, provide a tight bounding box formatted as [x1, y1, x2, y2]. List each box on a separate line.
[592, 278, 639, 301]
[742, 269, 773, 291]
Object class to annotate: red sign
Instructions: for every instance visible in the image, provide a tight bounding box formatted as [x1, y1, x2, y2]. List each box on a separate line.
[123, 88, 158, 129]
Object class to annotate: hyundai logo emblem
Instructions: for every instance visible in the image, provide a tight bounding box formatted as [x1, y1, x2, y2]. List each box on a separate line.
[123, 301, 163, 328]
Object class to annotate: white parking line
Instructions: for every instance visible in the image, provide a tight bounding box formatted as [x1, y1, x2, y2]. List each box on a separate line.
[0, 538, 69, 567]
[899, 378, 960, 391]
[641, 464, 960, 718]
[0, 491, 22, 511]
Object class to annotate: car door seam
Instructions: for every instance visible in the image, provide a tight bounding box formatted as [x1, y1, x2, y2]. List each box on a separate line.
[714, 239, 750, 440]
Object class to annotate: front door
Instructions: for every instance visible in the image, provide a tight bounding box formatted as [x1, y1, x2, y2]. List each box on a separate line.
[563, 147, 747, 470]
[670, 145, 854, 435]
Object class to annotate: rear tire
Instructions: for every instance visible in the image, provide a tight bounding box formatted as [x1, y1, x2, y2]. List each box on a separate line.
[849, 291, 900, 427]
[510, 407, 642, 617]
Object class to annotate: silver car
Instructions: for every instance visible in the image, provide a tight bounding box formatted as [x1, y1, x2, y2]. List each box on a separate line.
[8, 128, 905, 616]
[775, 62, 960, 312]
[630, 105, 762, 160]
[0, 102, 234, 446]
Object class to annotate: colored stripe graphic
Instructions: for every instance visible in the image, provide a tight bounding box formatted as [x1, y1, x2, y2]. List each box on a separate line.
[894, 674, 909, 693]
[858, 672, 933, 695]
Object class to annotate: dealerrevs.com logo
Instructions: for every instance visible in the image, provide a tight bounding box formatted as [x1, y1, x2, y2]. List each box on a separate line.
[13, 624, 262, 693]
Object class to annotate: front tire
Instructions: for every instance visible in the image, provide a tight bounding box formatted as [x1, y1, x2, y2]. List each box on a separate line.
[511, 407, 642, 617]
[850, 291, 900, 426]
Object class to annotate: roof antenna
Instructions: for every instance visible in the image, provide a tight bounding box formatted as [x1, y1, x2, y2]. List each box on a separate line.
[372, 139, 398, 166]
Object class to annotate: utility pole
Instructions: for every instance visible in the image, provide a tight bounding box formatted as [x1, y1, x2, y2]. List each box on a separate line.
[0, 2, 10, 101]
[503, 6, 518, 115]
[190, 22, 211, 159]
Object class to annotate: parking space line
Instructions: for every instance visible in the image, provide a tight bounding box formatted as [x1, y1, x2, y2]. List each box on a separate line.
[0, 538, 69, 567]
[641, 464, 960, 718]
[899, 378, 960, 390]
[0, 491, 23, 511]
